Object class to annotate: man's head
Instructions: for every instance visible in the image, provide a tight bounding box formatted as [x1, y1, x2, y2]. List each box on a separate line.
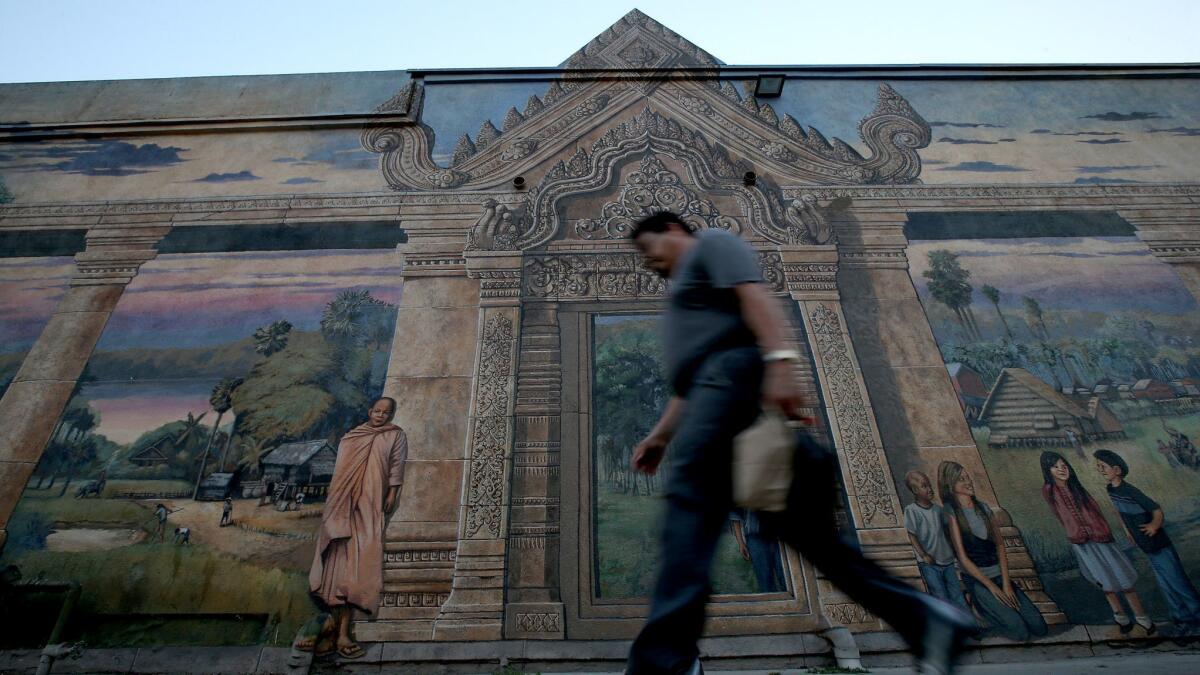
[368, 397, 397, 427]
[631, 211, 695, 278]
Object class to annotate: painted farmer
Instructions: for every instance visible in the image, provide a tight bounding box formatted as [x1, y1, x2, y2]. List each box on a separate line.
[307, 396, 407, 659]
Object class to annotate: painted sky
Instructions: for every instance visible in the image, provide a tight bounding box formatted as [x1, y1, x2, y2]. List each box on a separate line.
[420, 77, 1200, 185]
[908, 236, 1199, 315]
[96, 249, 403, 351]
[0, 256, 75, 353]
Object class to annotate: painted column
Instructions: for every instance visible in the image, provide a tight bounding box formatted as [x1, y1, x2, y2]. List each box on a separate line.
[1120, 208, 1200, 302]
[833, 209, 1065, 625]
[503, 301, 565, 639]
[431, 250, 523, 640]
[363, 242, 479, 642]
[0, 224, 167, 553]
[778, 244, 917, 629]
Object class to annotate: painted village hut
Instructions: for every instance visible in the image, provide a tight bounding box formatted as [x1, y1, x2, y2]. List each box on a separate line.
[127, 437, 171, 467]
[946, 362, 989, 421]
[257, 439, 337, 500]
[980, 368, 1125, 447]
[196, 471, 238, 501]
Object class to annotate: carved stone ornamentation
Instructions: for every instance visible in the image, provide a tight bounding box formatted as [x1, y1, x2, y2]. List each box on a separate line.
[464, 315, 517, 539]
[575, 153, 741, 239]
[515, 612, 562, 633]
[468, 199, 531, 251]
[808, 303, 897, 527]
[522, 250, 785, 299]
[824, 602, 874, 625]
[784, 195, 834, 245]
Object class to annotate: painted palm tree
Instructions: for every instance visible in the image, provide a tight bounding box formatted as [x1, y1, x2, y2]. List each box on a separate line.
[320, 289, 394, 349]
[174, 411, 207, 448]
[254, 320, 293, 357]
[980, 284, 1014, 340]
[193, 377, 242, 497]
[923, 250, 980, 340]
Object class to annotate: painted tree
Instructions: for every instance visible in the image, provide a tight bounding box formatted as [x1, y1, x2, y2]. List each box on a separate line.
[253, 320, 293, 357]
[193, 377, 241, 497]
[0, 176, 12, 204]
[923, 250, 980, 340]
[980, 284, 1014, 340]
[1022, 296, 1049, 340]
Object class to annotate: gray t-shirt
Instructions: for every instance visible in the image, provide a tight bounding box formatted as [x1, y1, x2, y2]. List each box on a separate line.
[904, 502, 956, 565]
[664, 229, 762, 393]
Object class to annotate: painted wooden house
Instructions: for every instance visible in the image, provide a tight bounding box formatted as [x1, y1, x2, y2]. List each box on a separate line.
[980, 368, 1125, 448]
[258, 439, 337, 492]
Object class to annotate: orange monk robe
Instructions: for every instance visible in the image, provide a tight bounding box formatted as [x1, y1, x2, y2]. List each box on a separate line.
[309, 423, 407, 614]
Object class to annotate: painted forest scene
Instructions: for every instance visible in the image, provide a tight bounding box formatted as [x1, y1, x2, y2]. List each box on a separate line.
[0, 250, 400, 648]
[910, 235, 1200, 631]
[590, 315, 788, 599]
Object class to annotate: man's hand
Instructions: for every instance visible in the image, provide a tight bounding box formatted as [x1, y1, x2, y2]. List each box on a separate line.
[1139, 522, 1161, 537]
[764, 361, 809, 422]
[631, 432, 670, 475]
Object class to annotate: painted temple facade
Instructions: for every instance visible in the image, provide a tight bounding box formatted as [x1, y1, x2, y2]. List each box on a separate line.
[2, 9, 1200, 666]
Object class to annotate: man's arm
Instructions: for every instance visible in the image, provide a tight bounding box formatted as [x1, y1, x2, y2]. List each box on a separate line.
[631, 396, 685, 475]
[734, 281, 806, 420]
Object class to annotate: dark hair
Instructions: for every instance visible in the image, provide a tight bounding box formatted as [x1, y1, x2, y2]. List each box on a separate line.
[1093, 448, 1128, 477]
[1040, 451, 1093, 507]
[631, 211, 693, 240]
[936, 460, 996, 543]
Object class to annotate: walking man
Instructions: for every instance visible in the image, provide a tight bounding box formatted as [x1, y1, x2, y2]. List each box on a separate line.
[627, 212, 973, 675]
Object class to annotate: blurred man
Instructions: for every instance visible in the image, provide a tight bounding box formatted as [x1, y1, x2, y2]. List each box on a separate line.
[626, 212, 973, 675]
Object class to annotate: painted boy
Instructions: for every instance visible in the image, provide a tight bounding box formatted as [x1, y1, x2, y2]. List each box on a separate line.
[1094, 448, 1200, 632]
[904, 470, 972, 617]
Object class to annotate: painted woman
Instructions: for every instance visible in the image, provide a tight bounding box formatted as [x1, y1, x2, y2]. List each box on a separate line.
[1039, 451, 1150, 634]
[939, 460, 1048, 641]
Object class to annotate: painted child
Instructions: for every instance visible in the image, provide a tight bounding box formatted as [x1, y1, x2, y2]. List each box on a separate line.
[939, 461, 1048, 642]
[904, 470, 972, 618]
[1095, 449, 1200, 633]
[1039, 451, 1149, 634]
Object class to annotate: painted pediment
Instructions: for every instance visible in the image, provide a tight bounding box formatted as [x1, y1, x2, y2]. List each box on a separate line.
[559, 9, 721, 70]
[361, 9, 931, 214]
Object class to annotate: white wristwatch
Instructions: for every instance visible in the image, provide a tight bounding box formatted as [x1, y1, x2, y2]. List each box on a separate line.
[762, 349, 800, 363]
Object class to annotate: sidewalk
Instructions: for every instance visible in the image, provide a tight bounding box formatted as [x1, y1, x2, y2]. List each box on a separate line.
[540, 648, 1200, 674]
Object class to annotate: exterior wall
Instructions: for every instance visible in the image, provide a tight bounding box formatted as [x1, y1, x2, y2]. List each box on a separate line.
[2, 8, 1200, 659]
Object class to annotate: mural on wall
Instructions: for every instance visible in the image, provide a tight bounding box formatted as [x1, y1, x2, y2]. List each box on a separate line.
[591, 315, 787, 598]
[0, 249, 402, 647]
[908, 232, 1200, 637]
[0, 256, 74, 393]
[0, 128, 385, 202]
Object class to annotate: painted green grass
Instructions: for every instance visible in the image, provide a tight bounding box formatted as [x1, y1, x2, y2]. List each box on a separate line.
[594, 487, 759, 598]
[101, 479, 193, 496]
[976, 413, 1200, 624]
[2, 492, 312, 647]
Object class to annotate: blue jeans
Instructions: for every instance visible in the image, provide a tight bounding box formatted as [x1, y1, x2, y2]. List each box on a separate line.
[962, 575, 1048, 641]
[919, 561, 972, 618]
[627, 348, 931, 674]
[747, 533, 786, 593]
[1146, 545, 1200, 623]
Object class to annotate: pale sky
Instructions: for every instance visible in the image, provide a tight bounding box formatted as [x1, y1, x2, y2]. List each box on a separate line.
[1, 0, 1198, 83]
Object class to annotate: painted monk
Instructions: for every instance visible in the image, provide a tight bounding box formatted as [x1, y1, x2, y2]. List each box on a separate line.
[303, 397, 407, 659]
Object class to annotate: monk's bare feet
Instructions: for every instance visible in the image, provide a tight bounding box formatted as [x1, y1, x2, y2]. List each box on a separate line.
[291, 613, 333, 654]
[335, 637, 365, 660]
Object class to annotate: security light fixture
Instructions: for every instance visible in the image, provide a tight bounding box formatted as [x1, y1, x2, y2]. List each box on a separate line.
[755, 74, 785, 98]
[743, 171, 757, 186]
[513, 176, 526, 189]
